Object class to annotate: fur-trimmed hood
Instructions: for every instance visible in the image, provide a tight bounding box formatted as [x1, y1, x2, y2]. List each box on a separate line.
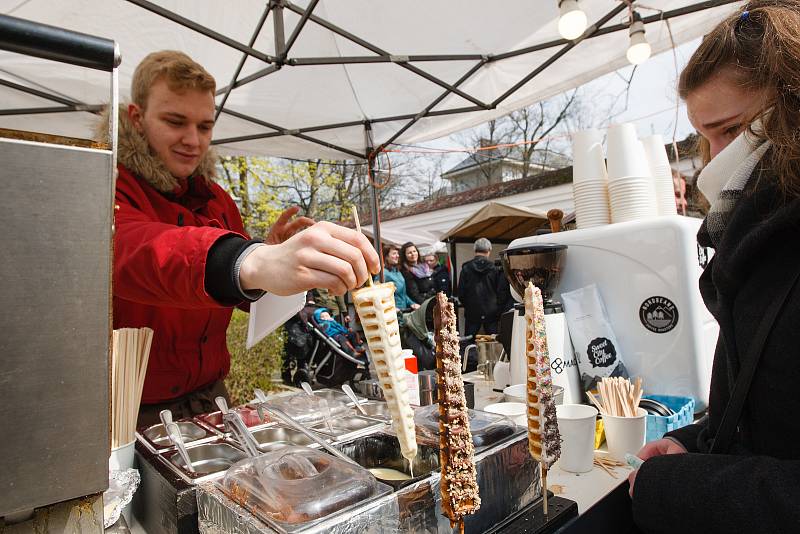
[97, 105, 217, 193]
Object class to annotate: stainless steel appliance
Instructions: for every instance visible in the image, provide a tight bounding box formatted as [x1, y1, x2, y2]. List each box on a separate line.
[0, 14, 120, 520]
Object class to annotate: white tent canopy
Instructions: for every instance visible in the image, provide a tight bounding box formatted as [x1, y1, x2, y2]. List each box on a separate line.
[1, 0, 743, 160]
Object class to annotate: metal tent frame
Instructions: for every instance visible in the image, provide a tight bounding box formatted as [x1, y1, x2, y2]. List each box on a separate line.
[0, 0, 740, 260]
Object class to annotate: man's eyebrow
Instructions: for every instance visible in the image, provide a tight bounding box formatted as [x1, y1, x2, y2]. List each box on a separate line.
[162, 112, 214, 125]
[702, 113, 742, 130]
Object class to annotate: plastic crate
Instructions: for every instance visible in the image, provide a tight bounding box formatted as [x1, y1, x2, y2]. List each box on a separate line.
[644, 395, 695, 443]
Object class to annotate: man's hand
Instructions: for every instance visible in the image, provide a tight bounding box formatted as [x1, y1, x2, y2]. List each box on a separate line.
[628, 438, 688, 497]
[240, 221, 380, 296]
[266, 206, 315, 245]
[410, 303, 420, 310]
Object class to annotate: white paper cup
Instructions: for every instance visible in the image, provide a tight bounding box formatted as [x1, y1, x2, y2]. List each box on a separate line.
[572, 128, 607, 183]
[109, 440, 135, 471]
[607, 124, 650, 179]
[602, 407, 647, 461]
[556, 404, 598, 473]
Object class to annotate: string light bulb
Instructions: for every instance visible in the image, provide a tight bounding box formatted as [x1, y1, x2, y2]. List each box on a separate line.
[626, 11, 651, 65]
[558, 0, 588, 40]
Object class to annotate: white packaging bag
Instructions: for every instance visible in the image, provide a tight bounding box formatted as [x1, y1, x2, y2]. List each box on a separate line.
[561, 284, 629, 391]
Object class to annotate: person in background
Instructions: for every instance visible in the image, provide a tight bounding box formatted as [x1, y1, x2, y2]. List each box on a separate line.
[457, 238, 503, 337]
[424, 252, 452, 297]
[110, 51, 379, 427]
[379, 245, 418, 311]
[312, 308, 365, 358]
[400, 241, 436, 304]
[313, 287, 348, 323]
[629, 3, 800, 532]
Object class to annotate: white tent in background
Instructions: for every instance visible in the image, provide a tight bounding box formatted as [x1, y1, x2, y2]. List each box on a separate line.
[0, 0, 742, 250]
[1, 0, 743, 159]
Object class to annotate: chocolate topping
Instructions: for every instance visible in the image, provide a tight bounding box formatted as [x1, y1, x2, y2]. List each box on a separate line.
[434, 292, 481, 525]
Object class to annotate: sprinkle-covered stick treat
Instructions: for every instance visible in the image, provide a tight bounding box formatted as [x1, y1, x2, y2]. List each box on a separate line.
[524, 282, 561, 516]
[433, 292, 480, 533]
[352, 282, 417, 462]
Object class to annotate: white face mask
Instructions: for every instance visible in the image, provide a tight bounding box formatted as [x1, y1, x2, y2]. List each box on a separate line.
[697, 121, 770, 206]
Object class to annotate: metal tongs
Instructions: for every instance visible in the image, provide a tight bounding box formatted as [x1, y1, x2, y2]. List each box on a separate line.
[160, 409, 195, 473]
[253, 389, 358, 466]
[215, 396, 261, 458]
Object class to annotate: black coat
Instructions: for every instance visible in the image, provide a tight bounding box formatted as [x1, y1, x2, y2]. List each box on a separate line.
[403, 268, 436, 304]
[431, 264, 452, 297]
[457, 256, 503, 321]
[632, 165, 800, 534]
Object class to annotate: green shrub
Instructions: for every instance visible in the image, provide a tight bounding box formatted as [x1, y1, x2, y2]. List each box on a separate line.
[224, 309, 286, 405]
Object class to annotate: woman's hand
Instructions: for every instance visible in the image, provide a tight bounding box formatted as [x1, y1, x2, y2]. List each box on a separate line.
[241, 221, 380, 296]
[628, 438, 688, 497]
[266, 206, 315, 245]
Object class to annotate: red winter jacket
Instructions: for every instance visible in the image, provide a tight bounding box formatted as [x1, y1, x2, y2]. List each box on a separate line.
[113, 164, 248, 403]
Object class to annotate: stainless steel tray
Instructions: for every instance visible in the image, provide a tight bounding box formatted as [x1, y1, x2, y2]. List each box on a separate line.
[354, 401, 391, 422]
[250, 424, 330, 452]
[137, 420, 218, 453]
[309, 415, 386, 441]
[158, 439, 247, 485]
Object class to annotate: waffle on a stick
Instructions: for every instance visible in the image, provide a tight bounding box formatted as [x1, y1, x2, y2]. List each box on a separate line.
[433, 292, 480, 532]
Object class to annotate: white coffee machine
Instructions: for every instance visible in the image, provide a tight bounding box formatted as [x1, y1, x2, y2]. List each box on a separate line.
[504, 215, 718, 410]
[499, 243, 583, 405]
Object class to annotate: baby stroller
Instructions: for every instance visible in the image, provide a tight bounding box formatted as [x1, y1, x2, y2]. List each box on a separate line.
[400, 296, 478, 372]
[282, 300, 369, 388]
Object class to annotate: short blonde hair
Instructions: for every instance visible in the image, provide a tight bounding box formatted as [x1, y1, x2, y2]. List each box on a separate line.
[131, 50, 216, 109]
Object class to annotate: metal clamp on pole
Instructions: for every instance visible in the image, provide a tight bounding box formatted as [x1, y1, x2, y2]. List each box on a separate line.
[0, 14, 120, 72]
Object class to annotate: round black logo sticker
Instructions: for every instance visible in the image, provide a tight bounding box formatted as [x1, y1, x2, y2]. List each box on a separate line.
[587, 337, 617, 368]
[640, 296, 679, 333]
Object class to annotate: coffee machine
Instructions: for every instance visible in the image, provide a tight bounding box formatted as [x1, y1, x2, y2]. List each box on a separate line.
[498, 244, 583, 404]
[504, 216, 718, 410]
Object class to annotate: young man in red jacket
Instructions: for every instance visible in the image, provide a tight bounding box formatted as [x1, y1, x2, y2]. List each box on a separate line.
[111, 51, 379, 426]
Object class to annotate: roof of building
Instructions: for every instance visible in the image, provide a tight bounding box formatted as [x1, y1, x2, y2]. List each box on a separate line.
[358, 165, 573, 225]
[441, 147, 571, 178]
[355, 134, 699, 225]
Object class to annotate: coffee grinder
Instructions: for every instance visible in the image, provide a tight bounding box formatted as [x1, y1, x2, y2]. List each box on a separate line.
[498, 243, 582, 404]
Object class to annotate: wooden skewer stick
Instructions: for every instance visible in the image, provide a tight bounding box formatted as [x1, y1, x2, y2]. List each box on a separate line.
[352, 206, 373, 287]
[542, 464, 549, 516]
[593, 458, 619, 478]
[586, 390, 606, 415]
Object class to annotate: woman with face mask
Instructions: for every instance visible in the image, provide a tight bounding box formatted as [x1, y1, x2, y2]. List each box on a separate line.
[628, 3, 800, 532]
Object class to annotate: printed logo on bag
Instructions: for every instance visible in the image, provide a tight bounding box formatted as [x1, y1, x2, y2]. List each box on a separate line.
[586, 337, 617, 368]
[639, 296, 679, 333]
[550, 355, 578, 375]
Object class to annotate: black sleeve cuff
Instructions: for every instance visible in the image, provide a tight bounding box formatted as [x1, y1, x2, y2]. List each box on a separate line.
[205, 235, 265, 306]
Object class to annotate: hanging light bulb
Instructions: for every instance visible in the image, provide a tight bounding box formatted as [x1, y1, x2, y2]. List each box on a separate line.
[558, 0, 588, 40]
[626, 12, 651, 65]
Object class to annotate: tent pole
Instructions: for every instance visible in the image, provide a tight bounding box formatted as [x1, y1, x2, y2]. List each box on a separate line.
[365, 122, 384, 283]
[450, 238, 458, 297]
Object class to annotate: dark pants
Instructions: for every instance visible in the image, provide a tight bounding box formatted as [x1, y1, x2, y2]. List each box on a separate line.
[464, 315, 499, 338]
[136, 379, 231, 428]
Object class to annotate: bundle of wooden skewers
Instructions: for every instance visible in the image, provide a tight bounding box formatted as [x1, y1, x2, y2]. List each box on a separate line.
[112, 327, 153, 448]
[587, 376, 643, 417]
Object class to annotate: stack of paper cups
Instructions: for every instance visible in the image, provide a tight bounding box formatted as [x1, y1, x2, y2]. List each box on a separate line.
[606, 123, 658, 223]
[641, 134, 678, 216]
[571, 128, 611, 229]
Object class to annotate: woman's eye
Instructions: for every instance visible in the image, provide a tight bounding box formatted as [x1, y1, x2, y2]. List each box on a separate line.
[724, 124, 741, 137]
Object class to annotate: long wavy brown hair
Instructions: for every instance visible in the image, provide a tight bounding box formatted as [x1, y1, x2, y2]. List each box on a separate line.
[679, 0, 800, 197]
